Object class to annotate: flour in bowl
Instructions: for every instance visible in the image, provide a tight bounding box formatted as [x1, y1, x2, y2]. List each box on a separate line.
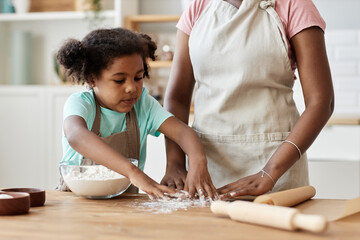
[0, 194, 14, 199]
[63, 165, 131, 198]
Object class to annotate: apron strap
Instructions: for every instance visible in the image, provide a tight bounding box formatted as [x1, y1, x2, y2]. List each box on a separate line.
[91, 92, 140, 160]
[260, 0, 289, 53]
[125, 108, 140, 161]
[91, 93, 101, 136]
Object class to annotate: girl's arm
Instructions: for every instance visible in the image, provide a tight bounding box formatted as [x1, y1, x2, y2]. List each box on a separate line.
[158, 116, 217, 199]
[64, 115, 175, 198]
[218, 27, 334, 198]
[161, 30, 196, 190]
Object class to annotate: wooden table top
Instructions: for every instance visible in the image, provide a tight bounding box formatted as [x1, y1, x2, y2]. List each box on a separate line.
[0, 190, 359, 240]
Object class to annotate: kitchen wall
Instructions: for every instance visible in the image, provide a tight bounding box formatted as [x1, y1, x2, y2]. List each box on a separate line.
[294, 0, 360, 115]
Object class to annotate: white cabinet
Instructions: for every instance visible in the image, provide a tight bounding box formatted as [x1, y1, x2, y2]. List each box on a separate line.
[144, 134, 167, 184]
[307, 125, 360, 199]
[0, 86, 84, 189]
[308, 159, 360, 199]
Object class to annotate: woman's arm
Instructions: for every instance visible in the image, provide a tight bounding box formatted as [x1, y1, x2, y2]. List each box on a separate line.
[161, 30, 197, 190]
[218, 27, 334, 198]
[64, 115, 175, 198]
[158, 117, 217, 199]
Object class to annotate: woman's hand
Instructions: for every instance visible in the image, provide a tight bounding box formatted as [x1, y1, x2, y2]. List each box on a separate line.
[160, 164, 187, 190]
[184, 162, 218, 200]
[217, 171, 274, 200]
[129, 167, 176, 199]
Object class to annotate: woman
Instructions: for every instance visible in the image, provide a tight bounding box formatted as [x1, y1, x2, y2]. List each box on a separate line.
[161, 0, 334, 199]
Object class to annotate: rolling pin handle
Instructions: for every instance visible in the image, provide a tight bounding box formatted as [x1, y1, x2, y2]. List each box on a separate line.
[210, 201, 231, 216]
[292, 213, 328, 233]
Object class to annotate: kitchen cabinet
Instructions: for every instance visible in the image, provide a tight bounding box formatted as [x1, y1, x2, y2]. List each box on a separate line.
[0, 85, 84, 189]
[307, 122, 360, 199]
[0, 0, 138, 85]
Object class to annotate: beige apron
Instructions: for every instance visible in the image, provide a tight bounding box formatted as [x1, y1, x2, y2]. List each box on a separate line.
[188, 0, 309, 191]
[57, 95, 140, 193]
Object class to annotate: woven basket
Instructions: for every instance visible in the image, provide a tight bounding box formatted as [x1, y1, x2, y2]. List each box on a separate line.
[29, 0, 75, 12]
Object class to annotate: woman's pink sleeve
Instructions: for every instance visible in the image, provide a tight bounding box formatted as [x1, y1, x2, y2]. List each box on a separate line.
[286, 0, 326, 38]
[176, 0, 209, 35]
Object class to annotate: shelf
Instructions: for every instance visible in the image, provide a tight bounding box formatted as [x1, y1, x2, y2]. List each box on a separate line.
[0, 10, 115, 22]
[149, 61, 172, 68]
[327, 116, 360, 125]
[126, 15, 180, 23]
[125, 14, 180, 32]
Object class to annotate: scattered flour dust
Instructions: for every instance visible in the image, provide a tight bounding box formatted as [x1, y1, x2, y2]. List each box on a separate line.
[63, 165, 130, 197]
[129, 193, 212, 214]
[0, 194, 14, 199]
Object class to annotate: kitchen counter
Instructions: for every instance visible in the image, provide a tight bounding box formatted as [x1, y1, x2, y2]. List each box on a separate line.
[0, 191, 359, 239]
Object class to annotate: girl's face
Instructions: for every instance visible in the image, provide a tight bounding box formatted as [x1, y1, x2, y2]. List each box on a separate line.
[92, 54, 144, 113]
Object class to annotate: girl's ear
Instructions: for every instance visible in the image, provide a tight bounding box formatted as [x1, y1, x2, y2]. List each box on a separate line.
[88, 75, 96, 88]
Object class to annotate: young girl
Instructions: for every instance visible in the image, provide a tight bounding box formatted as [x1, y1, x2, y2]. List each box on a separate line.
[57, 28, 216, 199]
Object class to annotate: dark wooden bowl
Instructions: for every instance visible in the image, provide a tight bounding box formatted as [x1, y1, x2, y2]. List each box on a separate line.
[0, 192, 30, 215]
[2, 188, 46, 207]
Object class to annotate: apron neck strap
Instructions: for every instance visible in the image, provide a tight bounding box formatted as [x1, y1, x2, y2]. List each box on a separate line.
[91, 94, 101, 136]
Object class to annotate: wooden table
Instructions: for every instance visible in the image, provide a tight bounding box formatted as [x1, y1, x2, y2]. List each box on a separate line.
[0, 191, 358, 240]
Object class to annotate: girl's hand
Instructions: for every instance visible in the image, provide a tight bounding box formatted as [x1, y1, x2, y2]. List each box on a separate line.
[160, 165, 187, 190]
[217, 171, 274, 200]
[184, 162, 218, 200]
[129, 167, 176, 199]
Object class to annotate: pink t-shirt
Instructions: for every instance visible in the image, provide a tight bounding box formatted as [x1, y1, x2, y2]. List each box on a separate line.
[177, 0, 326, 73]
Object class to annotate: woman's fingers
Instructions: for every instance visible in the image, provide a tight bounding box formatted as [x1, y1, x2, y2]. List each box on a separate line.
[217, 182, 240, 195]
[174, 179, 185, 190]
[220, 187, 250, 200]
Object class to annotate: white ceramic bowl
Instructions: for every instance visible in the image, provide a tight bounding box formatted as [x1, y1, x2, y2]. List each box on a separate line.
[60, 159, 137, 199]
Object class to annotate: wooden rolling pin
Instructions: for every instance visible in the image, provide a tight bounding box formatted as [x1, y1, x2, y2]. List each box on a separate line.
[254, 186, 316, 207]
[211, 200, 327, 233]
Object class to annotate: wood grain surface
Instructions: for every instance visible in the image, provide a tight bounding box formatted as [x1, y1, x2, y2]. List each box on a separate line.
[0, 190, 358, 240]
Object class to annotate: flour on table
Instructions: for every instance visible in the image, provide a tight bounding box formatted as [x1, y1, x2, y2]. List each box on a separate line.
[129, 194, 212, 214]
[63, 165, 130, 197]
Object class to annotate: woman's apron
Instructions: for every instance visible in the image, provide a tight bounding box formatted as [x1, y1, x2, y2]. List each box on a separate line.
[188, 0, 309, 191]
[57, 95, 140, 193]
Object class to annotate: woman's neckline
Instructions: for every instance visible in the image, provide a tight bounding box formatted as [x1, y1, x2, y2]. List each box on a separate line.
[223, 0, 243, 9]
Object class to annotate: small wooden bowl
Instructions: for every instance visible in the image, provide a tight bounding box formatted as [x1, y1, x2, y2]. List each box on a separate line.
[2, 188, 46, 207]
[0, 192, 30, 215]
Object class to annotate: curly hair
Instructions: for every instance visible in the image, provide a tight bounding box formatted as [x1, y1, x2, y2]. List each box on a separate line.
[56, 28, 157, 85]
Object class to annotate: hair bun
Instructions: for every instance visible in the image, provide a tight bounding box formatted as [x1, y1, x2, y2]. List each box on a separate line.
[57, 39, 85, 69]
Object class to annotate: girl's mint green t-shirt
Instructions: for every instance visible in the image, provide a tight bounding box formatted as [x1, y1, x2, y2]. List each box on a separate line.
[60, 87, 173, 170]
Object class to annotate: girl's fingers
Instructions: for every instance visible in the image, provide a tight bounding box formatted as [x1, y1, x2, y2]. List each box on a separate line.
[159, 185, 176, 194]
[147, 194, 155, 200]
